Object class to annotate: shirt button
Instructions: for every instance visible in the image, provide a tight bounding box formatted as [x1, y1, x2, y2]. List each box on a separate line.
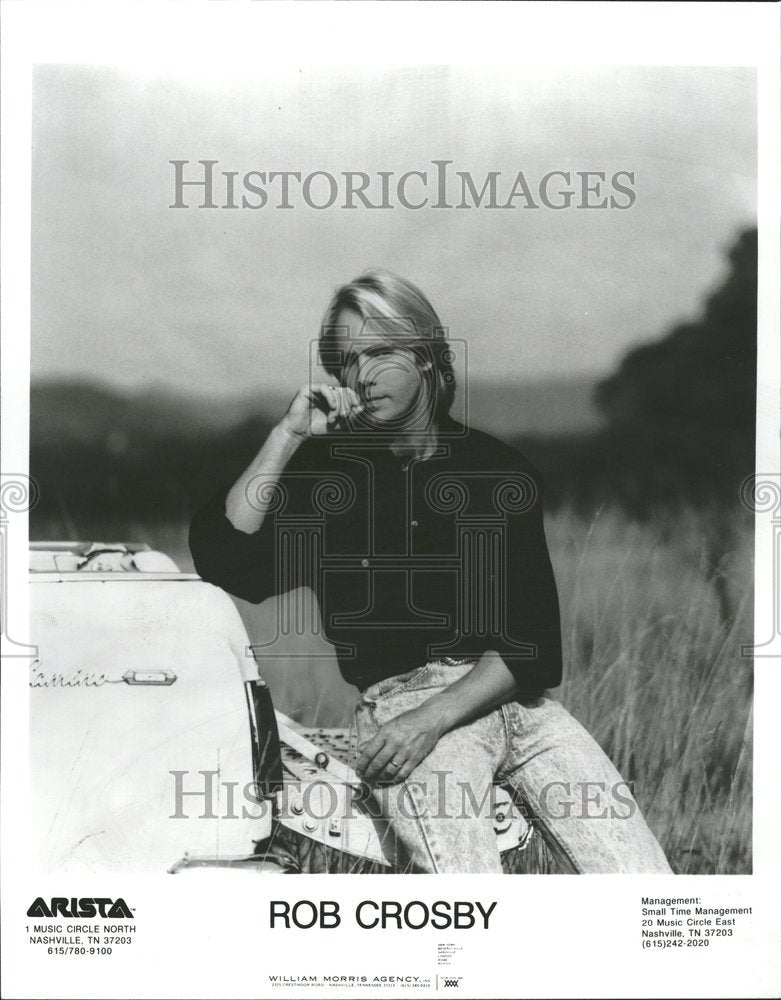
[361, 558, 370, 568]
[410, 520, 419, 527]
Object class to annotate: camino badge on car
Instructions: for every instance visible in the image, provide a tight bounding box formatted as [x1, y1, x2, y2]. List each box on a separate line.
[121, 670, 177, 685]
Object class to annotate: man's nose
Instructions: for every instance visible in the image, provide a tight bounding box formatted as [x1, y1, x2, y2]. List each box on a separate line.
[356, 354, 376, 387]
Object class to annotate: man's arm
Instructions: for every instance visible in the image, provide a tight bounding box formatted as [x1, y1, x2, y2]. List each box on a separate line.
[356, 649, 516, 785]
[421, 649, 518, 729]
[189, 384, 361, 601]
[223, 422, 304, 534]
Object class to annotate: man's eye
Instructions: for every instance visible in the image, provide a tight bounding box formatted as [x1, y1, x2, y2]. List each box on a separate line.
[343, 347, 395, 372]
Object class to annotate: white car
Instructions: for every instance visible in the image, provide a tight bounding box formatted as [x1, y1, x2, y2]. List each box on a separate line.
[29, 542, 542, 875]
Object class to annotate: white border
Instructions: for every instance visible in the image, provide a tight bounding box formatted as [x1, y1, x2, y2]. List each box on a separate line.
[2, 4, 779, 999]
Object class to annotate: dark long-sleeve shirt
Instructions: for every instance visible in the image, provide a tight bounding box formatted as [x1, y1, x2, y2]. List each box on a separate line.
[189, 418, 563, 698]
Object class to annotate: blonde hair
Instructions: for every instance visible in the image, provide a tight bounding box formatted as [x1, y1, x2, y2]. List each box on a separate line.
[319, 268, 456, 418]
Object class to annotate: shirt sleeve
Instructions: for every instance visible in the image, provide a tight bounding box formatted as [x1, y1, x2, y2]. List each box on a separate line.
[188, 485, 280, 604]
[497, 470, 563, 697]
[188, 441, 317, 605]
[461, 451, 561, 698]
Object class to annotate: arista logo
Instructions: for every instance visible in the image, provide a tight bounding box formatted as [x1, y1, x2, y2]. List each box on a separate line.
[26, 897, 133, 919]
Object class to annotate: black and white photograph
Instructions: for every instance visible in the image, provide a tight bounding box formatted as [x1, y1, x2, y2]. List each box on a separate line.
[1, 3, 779, 999]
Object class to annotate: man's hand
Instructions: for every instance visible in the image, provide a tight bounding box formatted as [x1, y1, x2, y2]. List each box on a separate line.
[280, 384, 362, 439]
[356, 652, 520, 786]
[356, 703, 448, 785]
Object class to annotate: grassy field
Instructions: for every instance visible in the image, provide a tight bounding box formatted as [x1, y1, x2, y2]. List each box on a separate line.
[34, 502, 753, 874]
[546, 505, 752, 875]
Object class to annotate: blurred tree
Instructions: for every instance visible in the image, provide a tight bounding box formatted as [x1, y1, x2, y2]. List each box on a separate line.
[595, 227, 757, 437]
[581, 227, 757, 619]
[513, 226, 757, 531]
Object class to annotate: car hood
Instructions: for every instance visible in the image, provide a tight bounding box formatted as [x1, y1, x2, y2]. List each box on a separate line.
[29, 578, 270, 872]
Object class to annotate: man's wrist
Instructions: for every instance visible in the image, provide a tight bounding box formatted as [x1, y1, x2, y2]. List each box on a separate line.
[274, 420, 307, 449]
[416, 693, 459, 738]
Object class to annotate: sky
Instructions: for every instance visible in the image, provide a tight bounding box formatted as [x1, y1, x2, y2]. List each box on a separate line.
[31, 65, 756, 399]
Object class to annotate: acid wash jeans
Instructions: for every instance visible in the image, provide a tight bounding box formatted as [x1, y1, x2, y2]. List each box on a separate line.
[354, 660, 673, 874]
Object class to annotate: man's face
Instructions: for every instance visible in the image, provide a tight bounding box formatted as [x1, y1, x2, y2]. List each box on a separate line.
[333, 309, 433, 428]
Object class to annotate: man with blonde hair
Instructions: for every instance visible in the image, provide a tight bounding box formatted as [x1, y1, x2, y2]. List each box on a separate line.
[190, 268, 672, 873]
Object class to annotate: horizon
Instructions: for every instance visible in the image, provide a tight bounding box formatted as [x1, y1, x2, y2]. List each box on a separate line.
[31, 371, 605, 439]
[30, 369, 602, 397]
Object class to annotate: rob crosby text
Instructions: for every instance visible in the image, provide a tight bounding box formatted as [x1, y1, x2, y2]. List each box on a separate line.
[270, 899, 497, 930]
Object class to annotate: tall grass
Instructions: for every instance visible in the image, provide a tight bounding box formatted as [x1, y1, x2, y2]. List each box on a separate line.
[548, 504, 752, 874]
[33, 503, 753, 874]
